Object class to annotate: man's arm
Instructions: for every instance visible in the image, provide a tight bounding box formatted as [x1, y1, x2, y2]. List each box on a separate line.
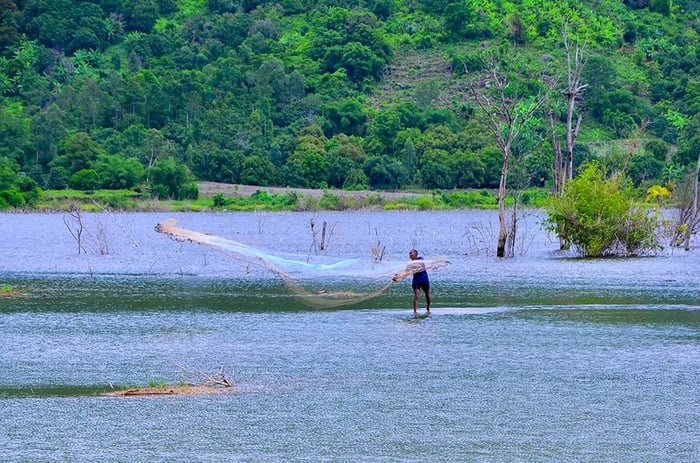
[392, 262, 424, 282]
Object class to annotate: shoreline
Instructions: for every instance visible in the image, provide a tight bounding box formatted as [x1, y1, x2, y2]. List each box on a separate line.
[22, 182, 517, 212]
[197, 181, 426, 201]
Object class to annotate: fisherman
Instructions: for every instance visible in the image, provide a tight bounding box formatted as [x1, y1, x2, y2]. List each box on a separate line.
[393, 248, 431, 317]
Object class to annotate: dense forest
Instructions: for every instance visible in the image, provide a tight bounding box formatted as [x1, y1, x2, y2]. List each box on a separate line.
[1, 0, 699, 208]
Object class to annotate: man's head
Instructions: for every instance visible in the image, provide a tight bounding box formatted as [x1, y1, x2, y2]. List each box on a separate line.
[409, 249, 418, 260]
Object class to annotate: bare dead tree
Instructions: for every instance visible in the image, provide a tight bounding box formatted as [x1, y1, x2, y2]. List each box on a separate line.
[199, 366, 235, 388]
[309, 217, 334, 254]
[551, 26, 587, 194]
[63, 209, 87, 254]
[87, 217, 110, 255]
[562, 26, 587, 186]
[370, 227, 386, 263]
[92, 200, 142, 253]
[548, 25, 587, 250]
[309, 216, 319, 253]
[672, 161, 700, 250]
[174, 363, 235, 388]
[320, 220, 328, 251]
[687, 155, 700, 250]
[463, 221, 497, 257]
[464, 57, 554, 257]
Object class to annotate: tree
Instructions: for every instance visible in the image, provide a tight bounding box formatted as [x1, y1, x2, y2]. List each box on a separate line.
[53, 131, 105, 176]
[550, 26, 587, 197]
[443, 1, 490, 40]
[240, 154, 276, 186]
[69, 168, 101, 190]
[191, 145, 243, 184]
[369, 109, 402, 153]
[31, 104, 67, 169]
[671, 157, 700, 251]
[325, 153, 353, 188]
[0, 0, 697, 209]
[294, 151, 329, 188]
[363, 155, 407, 190]
[0, 100, 31, 165]
[400, 138, 418, 182]
[0, 156, 40, 208]
[141, 128, 179, 179]
[420, 149, 456, 189]
[94, 154, 144, 189]
[123, 0, 160, 33]
[0, 0, 20, 50]
[546, 163, 661, 257]
[465, 56, 553, 257]
[150, 157, 193, 199]
[322, 97, 368, 136]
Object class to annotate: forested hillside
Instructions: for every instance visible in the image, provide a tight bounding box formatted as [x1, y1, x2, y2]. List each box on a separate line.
[1, 0, 699, 208]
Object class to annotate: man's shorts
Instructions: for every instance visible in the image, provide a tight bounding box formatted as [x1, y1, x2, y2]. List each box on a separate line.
[412, 281, 430, 292]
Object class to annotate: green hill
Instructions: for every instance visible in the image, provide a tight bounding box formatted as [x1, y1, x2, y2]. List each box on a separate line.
[1, 0, 699, 208]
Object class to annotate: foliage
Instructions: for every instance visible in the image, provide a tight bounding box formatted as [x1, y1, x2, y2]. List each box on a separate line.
[211, 190, 301, 211]
[150, 158, 197, 200]
[545, 163, 662, 257]
[0, 0, 698, 204]
[0, 156, 41, 209]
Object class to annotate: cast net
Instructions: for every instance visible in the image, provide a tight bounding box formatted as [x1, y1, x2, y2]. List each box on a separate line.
[155, 219, 450, 308]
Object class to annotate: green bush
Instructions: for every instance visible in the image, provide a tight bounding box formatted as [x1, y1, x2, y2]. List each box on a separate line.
[545, 163, 662, 257]
[69, 169, 101, 190]
[212, 193, 229, 208]
[0, 188, 25, 208]
[318, 191, 342, 210]
[182, 182, 199, 200]
[150, 184, 170, 200]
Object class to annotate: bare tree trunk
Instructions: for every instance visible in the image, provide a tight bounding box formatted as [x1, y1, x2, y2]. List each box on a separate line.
[565, 112, 583, 181]
[464, 60, 553, 258]
[506, 194, 518, 258]
[63, 210, 86, 254]
[563, 28, 587, 182]
[497, 152, 509, 258]
[550, 111, 564, 195]
[547, 26, 586, 251]
[684, 152, 700, 250]
[320, 221, 327, 251]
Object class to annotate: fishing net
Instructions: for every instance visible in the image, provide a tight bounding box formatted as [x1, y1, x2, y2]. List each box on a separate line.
[155, 219, 450, 308]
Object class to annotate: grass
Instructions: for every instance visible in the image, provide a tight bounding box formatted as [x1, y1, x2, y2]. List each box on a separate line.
[147, 378, 170, 388]
[22, 185, 555, 212]
[38, 189, 149, 211]
[0, 284, 25, 297]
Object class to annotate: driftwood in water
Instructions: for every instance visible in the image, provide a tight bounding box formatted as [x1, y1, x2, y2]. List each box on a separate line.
[103, 366, 235, 397]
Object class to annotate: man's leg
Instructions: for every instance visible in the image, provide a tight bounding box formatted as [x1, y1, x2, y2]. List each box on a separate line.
[413, 287, 420, 316]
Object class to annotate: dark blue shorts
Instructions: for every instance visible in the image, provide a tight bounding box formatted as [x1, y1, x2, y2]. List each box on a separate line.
[412, 281, 430, 292]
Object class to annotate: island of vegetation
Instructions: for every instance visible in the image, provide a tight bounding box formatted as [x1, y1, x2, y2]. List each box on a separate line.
[0, 284, 26, 297]
[103, 367, 236, 397]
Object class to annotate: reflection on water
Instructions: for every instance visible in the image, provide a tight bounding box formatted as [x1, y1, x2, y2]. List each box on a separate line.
[1, 212, 698, 462]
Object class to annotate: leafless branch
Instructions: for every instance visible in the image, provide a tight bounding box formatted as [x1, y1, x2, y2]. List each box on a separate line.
[63, 209, 87, 254]
[174, 363, 235, 388]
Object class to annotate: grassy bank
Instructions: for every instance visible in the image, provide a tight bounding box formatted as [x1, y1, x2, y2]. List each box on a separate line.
[24, 184, 554, 212]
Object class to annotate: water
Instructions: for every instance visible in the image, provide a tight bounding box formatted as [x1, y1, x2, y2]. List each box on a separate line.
[1, 211, 698, 462]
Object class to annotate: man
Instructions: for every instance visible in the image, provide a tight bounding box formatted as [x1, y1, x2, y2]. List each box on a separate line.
[393, 249, 431, 317]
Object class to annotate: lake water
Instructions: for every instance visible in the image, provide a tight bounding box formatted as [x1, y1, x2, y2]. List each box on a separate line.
[1, 210, 698, 462]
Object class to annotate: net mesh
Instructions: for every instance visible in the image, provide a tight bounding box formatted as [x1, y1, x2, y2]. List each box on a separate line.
[155, 218, 450, 308]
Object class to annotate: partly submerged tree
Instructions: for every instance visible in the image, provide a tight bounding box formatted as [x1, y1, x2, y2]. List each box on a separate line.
[464, 54, 553, 257]
[548, 25, 588, 251]
[545, 163, 662, 257]
[550, 25, 587, 196]
[671, 162, 700, 251]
